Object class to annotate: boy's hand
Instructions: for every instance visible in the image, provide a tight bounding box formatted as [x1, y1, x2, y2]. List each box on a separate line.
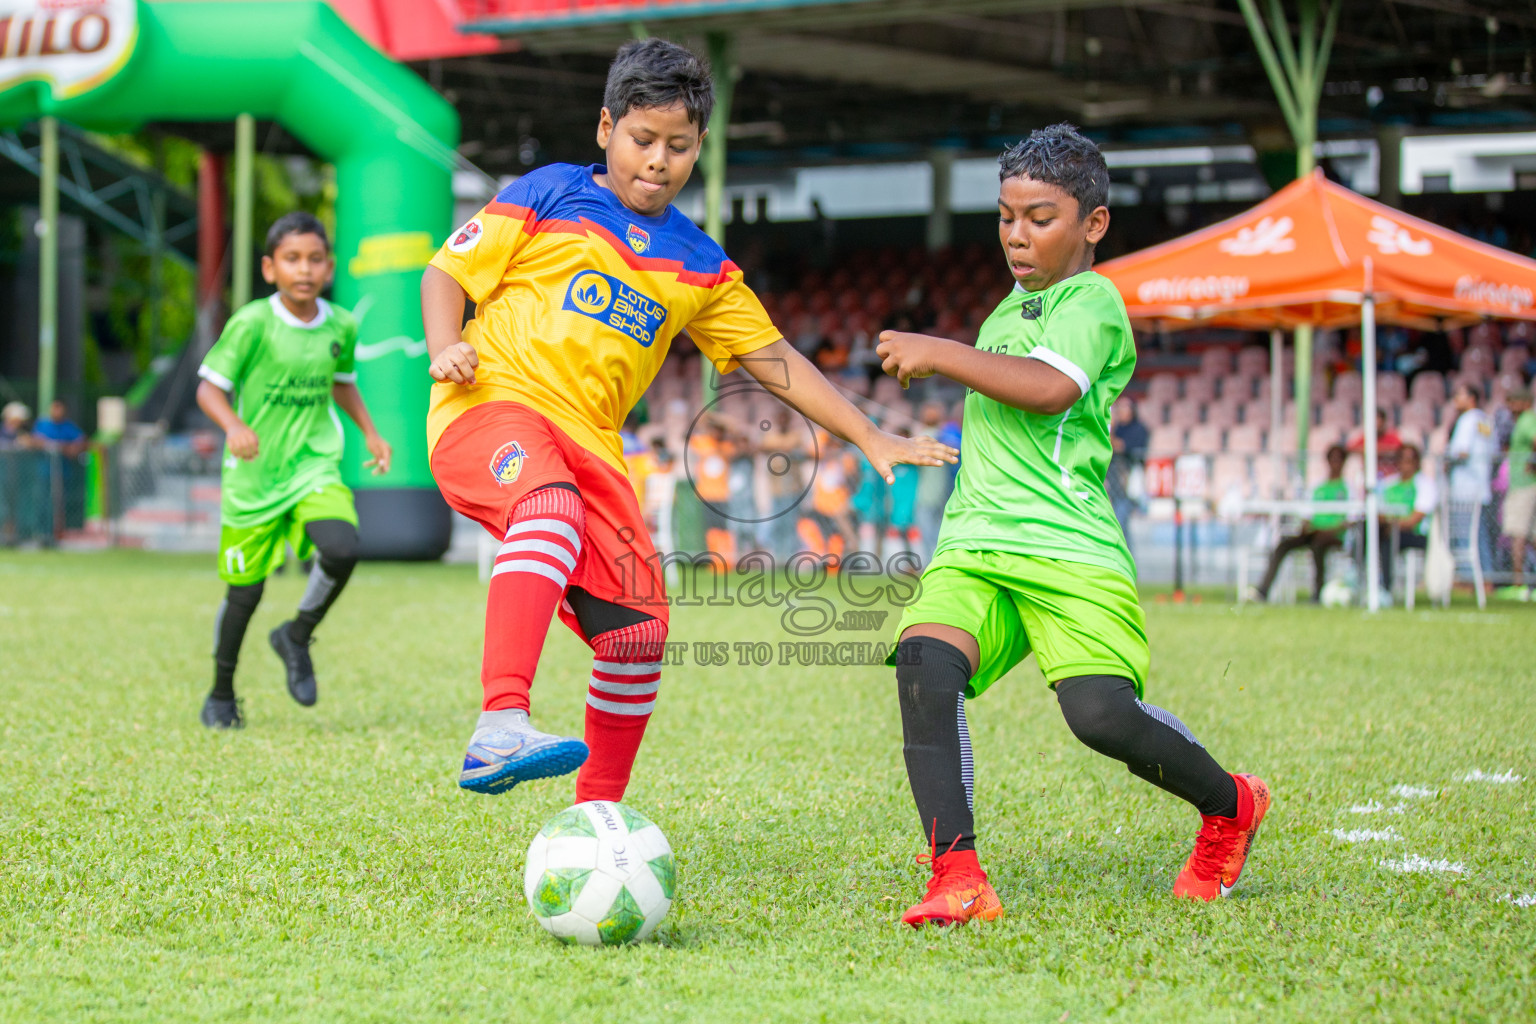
[428, 342, 479, 385]
[877, 331, 951, 389]
[857, 429, 958, 485]
[363, 432, 392, 475]
[227, 424, 259, 460]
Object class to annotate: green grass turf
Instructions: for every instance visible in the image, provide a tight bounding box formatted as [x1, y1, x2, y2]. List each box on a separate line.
[1, 551, 1533, 1023]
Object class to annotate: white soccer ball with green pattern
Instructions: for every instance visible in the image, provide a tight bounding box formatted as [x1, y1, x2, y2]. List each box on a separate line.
[523, 800, 675, 945]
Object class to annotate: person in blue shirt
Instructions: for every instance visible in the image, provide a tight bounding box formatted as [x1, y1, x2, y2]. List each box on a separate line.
[32, 400, 86, 454]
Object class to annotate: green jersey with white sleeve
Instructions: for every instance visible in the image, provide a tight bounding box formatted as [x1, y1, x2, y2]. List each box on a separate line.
[935, 271, 1136, 580]
[198, 294, 358, 529]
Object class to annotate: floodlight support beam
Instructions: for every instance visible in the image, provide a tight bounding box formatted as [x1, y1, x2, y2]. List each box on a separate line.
[37, 115, 58, 416]
[1238, 0, 1338, 461]
[702, 29, 736, 401]
[232, 113, 255, 310]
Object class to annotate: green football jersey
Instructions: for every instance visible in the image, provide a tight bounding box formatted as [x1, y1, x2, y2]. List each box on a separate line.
[198, 295, 358, 528]
[1309, 478, 1349, 529]
[1508, 409, 1536, 491]
[935, 271, 1136, 580]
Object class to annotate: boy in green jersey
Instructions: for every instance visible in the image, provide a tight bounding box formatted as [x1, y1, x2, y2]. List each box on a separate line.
[876, 126, 1270, 927]
[194, 213, 392, 729]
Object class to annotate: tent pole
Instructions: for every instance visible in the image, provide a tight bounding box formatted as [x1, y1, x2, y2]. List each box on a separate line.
[1294, 323, 1312, 491]
[1269, 328, 1284, 502]
[1362, 266, 1380, 612]
[231, 113, 255, 310]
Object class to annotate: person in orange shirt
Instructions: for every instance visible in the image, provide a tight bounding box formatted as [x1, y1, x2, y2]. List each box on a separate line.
[421, 38, 955, 802]
[689, 415, 740, 565]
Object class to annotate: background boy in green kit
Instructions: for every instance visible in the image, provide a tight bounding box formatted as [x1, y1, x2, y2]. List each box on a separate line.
[875, 125, 1270, 928]
[1251, 443, 1351, 603]
[195, 213, 392, 729]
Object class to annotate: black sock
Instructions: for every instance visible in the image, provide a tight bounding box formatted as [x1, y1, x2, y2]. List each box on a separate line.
[1056, 675, 1239, 818]
[288, 519, 358, 644]
[213, 581, 265, 700]
[895, 636, 977, 853]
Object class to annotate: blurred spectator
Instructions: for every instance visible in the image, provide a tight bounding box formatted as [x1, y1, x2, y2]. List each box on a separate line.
[1110, 398, 1149, 550]
[852, 434, 888, 555]
[887, 428, 921, 558]
[802, 435, 857, 558]
[757, 409, 812, 559]
[690, 415, 740, 566]
[1250, 444, 1350, 603]
[914, 401, 954, 559]
[0, 402, 32, 449]
[1496, 387, 1536, 600]
[1446, 382, 1499, 575]
[32, 399, 86, 456]
[1347, 408, 1402, 466]
[643, 445, 678, 555]
[1375, 444, 1436, 591]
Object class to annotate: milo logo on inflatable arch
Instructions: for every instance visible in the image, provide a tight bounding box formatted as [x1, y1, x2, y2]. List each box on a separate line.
[0, 0, 138, 99]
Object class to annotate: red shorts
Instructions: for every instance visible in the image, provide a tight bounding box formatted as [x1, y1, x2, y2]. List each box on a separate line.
[431, 401, 668, 629]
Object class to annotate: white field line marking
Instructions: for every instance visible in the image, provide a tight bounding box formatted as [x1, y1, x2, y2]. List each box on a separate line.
[1333, 827, 1403, 842]
[1462, 769, 1524, 784]
[1347, 800, 1405, 814]
[1381, 855, 1465, 874]
[1504, 894, 1536, 907]
[1390, 784, 1437, 799]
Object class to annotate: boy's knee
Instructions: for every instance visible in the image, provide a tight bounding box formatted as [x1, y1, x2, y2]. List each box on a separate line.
[1055, 674, 1138, 749]
[894, 636, 971, 715]
[591, 613, 667, 661]
[308, 520, 360, 567]
[226, 581, 265, 611]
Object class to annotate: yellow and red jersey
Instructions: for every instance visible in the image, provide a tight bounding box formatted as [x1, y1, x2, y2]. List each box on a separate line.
[427, 163, 781, 474]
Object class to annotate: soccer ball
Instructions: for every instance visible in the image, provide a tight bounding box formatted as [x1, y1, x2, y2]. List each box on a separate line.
[523, 800, 675, 945]
[1319, 577, 1355, 608]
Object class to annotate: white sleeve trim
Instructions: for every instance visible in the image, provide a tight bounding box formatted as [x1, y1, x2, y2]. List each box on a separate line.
[1027, 347, 1091, 397]
[197, 364, 234, 392]
[333, 371, 357, 383]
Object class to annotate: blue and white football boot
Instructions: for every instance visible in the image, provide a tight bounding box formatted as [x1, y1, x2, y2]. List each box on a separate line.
[458, 709, 589, 795]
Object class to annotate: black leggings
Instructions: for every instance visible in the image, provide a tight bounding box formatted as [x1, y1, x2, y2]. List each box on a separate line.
[896, 636, 1237, 853]
[210, 519, 359, 698]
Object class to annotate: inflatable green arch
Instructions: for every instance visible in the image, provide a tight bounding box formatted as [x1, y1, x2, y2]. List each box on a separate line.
[0, 0, 459, 558]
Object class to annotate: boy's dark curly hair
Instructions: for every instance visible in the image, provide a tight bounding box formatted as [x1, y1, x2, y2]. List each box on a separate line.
[604, 38, 715, 131]
[998, 123, 1110, 218]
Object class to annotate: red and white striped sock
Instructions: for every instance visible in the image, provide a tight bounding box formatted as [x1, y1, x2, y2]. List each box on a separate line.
[574, 616, 666, 802]
[482, 486, 585, 712]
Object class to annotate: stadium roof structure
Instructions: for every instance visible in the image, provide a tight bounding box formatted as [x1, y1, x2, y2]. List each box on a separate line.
[401, 0, 1536, 178]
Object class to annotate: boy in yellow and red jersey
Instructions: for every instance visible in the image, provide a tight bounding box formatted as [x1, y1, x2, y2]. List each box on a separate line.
[422, 38, 955, 801]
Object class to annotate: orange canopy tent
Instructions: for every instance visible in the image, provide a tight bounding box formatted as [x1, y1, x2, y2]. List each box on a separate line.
[1099, 168, 1536, 331]
[1098, 170, 1536, 610]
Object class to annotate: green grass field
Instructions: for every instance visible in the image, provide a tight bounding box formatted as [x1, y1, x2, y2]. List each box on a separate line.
[2, 551, 1533, 1022]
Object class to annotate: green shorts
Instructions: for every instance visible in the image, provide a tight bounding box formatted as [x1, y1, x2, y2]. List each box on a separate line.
[218, 483, 357, 586]
[888, 549, 1149, 698]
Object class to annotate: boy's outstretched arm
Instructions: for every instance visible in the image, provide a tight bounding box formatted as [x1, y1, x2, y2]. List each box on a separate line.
[737, 339, 957, 484]
[876, 330, 1080, 416]
[332, 382, 392, 475]
[423, 265, 479, 385]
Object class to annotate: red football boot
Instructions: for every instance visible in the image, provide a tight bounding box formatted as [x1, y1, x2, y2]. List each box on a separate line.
[1173, 772, 1272, 900]
[901, 846, 1004, 928]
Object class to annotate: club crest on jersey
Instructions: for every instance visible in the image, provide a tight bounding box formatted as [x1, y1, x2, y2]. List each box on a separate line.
[489, 440, 528, 485]
[562, 270, 667, 347]
[448, 218, 484, 253]
[626, 224, 651, 254]
[1020, 296, 1043, 320]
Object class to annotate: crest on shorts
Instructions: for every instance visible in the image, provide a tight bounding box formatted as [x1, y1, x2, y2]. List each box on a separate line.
[489, 440, 528, 485]
[448, 218, 484, 253]
[626, 224, 651, 254]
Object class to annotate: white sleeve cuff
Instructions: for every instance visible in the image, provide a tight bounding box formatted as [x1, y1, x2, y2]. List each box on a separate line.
[197, 365, 234, 392]
[333, 371, 357, 383]
[1026, 347, 1091, 397]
